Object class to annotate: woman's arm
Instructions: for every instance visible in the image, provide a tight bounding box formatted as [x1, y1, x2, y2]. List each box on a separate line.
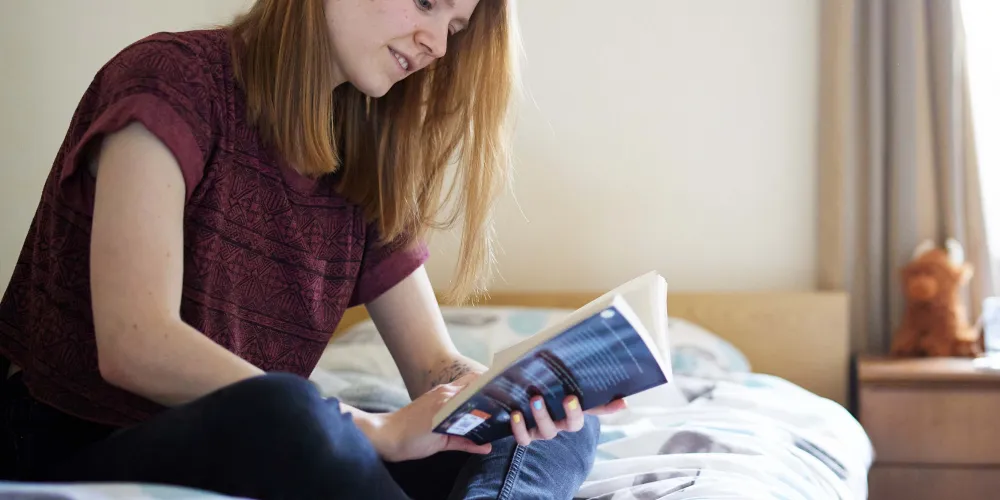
[88, 122, 495, 461]
[89, 122, 267, 406]
[364, 263, 627, 449]
[364, 266, 486, 399]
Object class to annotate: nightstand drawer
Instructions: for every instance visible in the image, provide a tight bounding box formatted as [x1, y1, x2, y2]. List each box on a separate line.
[869, 465, 1000, 500]
[860, 385, 1000, 464]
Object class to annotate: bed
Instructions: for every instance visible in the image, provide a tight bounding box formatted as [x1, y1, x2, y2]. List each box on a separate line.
[0, 290, 872, 499]
[316, 289, 873, 500]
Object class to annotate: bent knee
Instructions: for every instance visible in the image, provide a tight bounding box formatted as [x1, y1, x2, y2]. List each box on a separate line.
[509, 414, 601, 491]
[205, 373, 328, 428]
[232, 372, 318, 397]
[559, 415, 601, 469]
[572, 415, 601, 449]
[533, 415, 601, 460]
[200, 374, 368, 457]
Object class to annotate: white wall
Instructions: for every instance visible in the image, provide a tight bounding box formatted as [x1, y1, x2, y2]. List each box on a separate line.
[0, 0, 820, 296]
[0, 0, 254, 289]
[426, 0, 821, 293]
[0, 0, 252, 293]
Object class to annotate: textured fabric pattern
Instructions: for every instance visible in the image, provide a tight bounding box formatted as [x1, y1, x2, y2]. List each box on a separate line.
[0, 29, 428, 427]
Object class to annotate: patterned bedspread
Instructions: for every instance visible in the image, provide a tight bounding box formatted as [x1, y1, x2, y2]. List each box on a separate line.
[311, 307, 874, 500]
[576, 374, 870, 499]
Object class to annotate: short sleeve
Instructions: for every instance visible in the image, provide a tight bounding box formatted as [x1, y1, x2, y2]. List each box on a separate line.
[57, 33, 222, 213]
[348, 223, 431, 307]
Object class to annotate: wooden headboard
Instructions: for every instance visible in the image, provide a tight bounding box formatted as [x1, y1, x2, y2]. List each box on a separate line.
[335, 290, 851, 407]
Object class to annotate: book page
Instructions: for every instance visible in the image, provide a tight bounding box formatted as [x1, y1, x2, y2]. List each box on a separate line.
[491, 272, 668, 368]
[618, 273, 669, 363]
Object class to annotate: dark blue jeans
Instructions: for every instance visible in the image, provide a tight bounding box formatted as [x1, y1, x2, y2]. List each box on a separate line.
[0, 372, 600, 500]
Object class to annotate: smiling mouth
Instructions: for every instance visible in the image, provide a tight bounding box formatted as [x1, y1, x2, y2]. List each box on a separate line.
[389, 47, 411, 72]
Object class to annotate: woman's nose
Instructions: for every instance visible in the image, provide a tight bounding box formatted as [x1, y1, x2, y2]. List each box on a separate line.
[414, 26, 447, 59]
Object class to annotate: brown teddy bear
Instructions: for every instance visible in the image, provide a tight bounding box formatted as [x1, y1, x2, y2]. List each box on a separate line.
[889, 238, 983, 358]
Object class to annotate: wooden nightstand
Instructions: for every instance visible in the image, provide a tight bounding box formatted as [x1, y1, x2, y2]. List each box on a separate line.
[857, 356, 1000, 499]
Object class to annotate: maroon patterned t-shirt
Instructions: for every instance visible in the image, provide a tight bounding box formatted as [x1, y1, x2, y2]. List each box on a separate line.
[0, 29, 429, 427]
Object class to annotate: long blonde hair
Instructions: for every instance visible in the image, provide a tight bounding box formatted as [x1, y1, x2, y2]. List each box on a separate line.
[228, 0, 519, 304]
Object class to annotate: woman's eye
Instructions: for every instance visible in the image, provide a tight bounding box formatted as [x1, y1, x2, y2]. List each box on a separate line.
[415, 0, 433, 11]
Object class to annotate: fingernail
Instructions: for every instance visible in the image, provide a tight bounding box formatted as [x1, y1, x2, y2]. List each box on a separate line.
[512, 412, 521, 424]
[567, 397, 579, 410]
[532, 399, 544, 411]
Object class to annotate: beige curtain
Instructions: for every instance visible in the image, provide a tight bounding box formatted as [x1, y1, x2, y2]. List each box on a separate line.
[818, 0, 996, 355]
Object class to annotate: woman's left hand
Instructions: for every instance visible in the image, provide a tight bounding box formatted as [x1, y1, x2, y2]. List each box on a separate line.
[509, 394, 627, 446]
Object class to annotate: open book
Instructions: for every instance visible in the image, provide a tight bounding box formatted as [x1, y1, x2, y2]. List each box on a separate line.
[431, 271, 672, 444]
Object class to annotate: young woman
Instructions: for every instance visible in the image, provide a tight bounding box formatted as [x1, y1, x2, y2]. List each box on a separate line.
[0, 0, 624, 498]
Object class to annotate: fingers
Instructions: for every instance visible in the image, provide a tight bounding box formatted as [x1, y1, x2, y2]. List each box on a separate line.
[510, 410, 532, 446]
[444, 436, 492, 455]
[585, 398, 628, 416]
[562, 395, 585, 432]
[430, 385, 461, 406]
[510, 395, 619, 446]
[528, 396, 559, 440]
[450, 373, 479, 388]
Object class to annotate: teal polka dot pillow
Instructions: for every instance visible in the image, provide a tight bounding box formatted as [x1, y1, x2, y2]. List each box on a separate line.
[438, 307, 751, 376]
[336, 306, 751, 376]
[666, 317, 752, 375]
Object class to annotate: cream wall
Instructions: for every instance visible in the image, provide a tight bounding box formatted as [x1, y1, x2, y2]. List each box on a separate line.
[425, 0, 821, 293]
[0, 0, 253, 289]
[0, 0, 820, 296]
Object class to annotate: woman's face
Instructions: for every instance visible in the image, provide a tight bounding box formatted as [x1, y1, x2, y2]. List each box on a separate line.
[325, 0, 480, 97]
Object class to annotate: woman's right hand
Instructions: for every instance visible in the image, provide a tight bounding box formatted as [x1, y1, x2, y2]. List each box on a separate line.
[354, 374, 492, 463]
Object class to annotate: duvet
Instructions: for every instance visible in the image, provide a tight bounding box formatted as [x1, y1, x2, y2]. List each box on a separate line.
[311, 307, 874, 500]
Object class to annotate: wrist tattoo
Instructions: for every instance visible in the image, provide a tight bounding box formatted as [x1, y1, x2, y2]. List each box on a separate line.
[429, 359, 475, 387]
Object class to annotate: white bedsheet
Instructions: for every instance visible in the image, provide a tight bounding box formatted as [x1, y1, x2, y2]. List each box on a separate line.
[575, 374, 871, 499]
[311, 311, 873, 500]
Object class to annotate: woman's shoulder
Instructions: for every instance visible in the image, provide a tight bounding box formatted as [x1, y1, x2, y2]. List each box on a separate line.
[98, 29, 232, 90]
[51, 29, 236, 210]
[112, 29, 231, 64]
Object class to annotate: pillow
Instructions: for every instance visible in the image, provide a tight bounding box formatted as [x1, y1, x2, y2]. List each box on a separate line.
[666, 317, 752, 376]
[438, 306, 568, 366]
[433, 306, 753, 376]
[327, 306, 751, 376]
[322, 307, 570, 373]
